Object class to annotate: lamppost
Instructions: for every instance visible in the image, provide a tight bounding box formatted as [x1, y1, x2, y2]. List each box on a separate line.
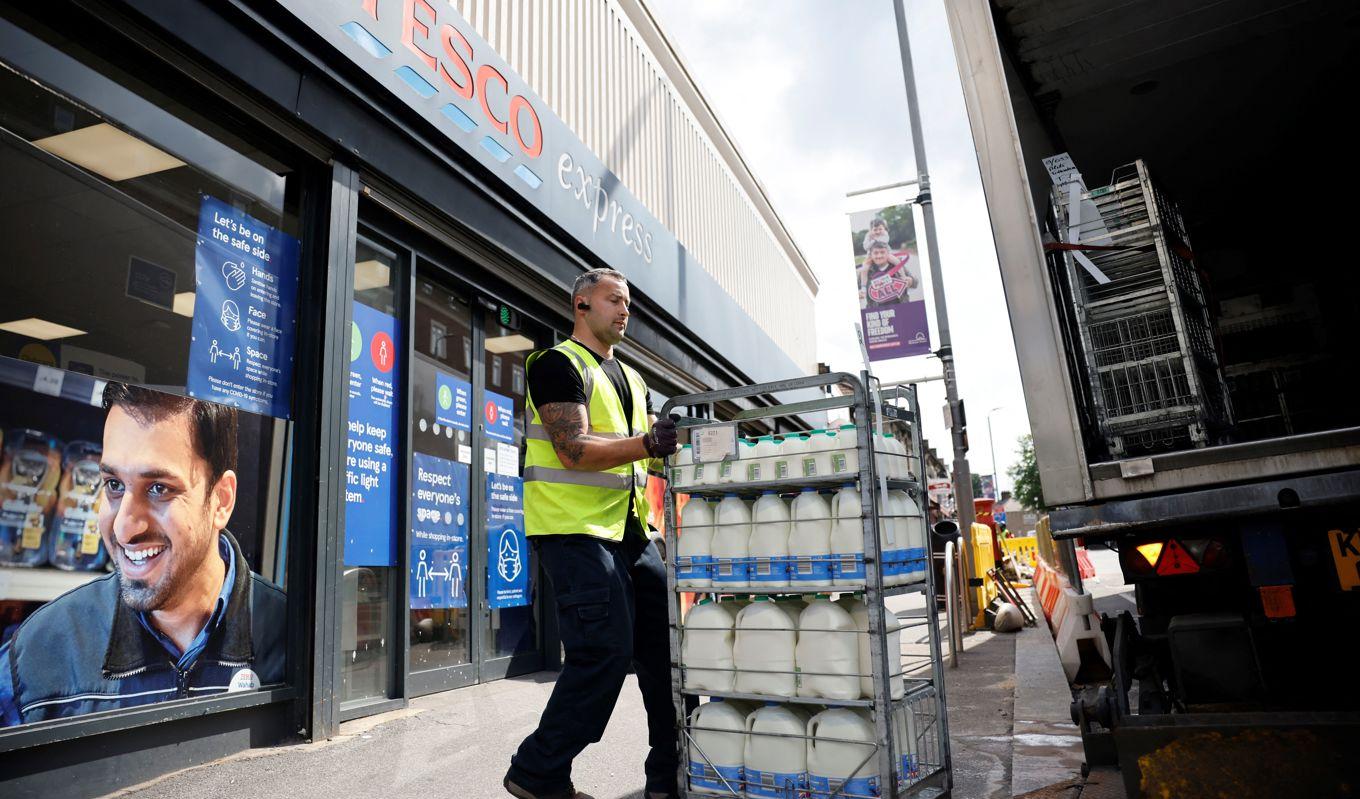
[987, 406, 1004, 500]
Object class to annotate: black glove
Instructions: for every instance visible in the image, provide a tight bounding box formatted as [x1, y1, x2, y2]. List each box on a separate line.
[643, 415, 679, 458]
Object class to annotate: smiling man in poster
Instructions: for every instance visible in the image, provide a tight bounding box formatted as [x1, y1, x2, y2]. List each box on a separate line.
[0, 384, 286, 726]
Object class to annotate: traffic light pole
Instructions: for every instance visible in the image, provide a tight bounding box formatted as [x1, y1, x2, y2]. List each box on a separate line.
[892, 0, 979, 619]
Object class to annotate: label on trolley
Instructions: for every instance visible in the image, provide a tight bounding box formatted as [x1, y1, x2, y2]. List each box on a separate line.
[809, 774, 878, 799]
[675, 554, 713, 583]
[689, 760, 743, 793]
[832, 552, 866, 582]
[791, 554, 833, 583]
[746, 768, 805, 798]
[691, 422, 738, 464]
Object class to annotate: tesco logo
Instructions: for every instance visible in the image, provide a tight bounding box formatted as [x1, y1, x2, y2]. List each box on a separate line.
[361, 0, 543, 159]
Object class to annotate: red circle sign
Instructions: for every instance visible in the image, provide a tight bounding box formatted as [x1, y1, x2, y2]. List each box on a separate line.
[370, 331, 395, 373]
[484, 400, 499, 424]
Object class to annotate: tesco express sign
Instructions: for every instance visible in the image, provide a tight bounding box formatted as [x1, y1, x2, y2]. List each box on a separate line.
[281, 0, 666, 269]
[360, 0, 542, 158]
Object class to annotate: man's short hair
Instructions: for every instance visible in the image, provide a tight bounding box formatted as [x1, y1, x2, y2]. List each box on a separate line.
[102, 383, 238, 487]
[869, 241, 890, 252]
[571, 268, 627, 309]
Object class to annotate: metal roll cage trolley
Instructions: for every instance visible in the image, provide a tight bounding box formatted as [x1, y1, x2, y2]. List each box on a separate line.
[661, 371, 952, 798]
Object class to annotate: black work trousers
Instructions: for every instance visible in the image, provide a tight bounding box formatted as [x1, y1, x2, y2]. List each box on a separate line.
[508, 523, 677, 795]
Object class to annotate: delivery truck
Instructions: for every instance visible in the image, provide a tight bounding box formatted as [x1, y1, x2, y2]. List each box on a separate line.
[941, 1, 1360, 795]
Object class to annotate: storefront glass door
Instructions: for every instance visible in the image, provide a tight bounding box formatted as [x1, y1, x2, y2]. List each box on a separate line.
[406, 267, 477, 691]
[405, 254, 546, 695]
[477, 309, 545, 680]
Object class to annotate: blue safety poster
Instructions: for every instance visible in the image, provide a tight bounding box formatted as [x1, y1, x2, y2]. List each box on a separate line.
[486, 475, 529, 609]
[410, 452, 470, 609]
[483, 389, 516, 443]
[187, 195, 299, 418]
[344, 301, 400, 566]
[436, 371, 471, 432]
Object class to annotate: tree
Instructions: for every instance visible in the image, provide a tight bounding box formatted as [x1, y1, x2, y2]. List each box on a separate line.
[971, 472, 983, 497]
[1008, 434, 1045, 511]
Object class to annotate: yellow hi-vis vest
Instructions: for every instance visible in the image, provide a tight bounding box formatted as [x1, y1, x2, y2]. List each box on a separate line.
[524, 339, 652, 541]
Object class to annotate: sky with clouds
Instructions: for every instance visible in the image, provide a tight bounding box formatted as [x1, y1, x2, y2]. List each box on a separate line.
[647, 0, 1033, 492]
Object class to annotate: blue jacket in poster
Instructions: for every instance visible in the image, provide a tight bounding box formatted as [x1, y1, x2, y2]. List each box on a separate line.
[0, 531, 286, 726]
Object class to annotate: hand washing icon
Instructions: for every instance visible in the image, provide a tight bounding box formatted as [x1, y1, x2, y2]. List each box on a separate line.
[221, 261, 247, 291]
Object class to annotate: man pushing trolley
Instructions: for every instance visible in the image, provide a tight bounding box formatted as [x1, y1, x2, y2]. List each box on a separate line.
[504, 267, 679, 799]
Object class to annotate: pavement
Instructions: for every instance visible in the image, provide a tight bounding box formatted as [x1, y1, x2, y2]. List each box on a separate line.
[101, 554, 1133, 799]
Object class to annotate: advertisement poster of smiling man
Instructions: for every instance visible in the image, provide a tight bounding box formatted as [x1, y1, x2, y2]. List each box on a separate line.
[0, 383, 285, 726]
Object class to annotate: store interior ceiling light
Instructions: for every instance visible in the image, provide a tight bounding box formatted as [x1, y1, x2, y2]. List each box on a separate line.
[484, 334, 535, 354]
[31, 123, 185, 182]
[173, 292, 196, 318]
[354, 259, 391, 291]
[0, 317, 87, 340]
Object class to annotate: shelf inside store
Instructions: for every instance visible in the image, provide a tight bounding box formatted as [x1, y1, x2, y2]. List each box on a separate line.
[0, 565, 104, 603]
[674, 474, 919, 499]
[680, 680, 937, 711]
[675, 580, 929, 598]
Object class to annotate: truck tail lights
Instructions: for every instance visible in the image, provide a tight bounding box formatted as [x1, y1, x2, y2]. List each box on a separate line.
[1124, 537, 1229, 578]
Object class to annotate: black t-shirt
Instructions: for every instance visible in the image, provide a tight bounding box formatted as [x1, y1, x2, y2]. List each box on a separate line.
[527, 343, 652, 430]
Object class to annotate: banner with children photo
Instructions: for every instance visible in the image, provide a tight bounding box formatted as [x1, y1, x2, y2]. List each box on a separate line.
[849, 204, 932, 360]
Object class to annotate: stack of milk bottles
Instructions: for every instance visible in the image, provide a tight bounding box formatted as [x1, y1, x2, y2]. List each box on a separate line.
[667, 379, 945, 797]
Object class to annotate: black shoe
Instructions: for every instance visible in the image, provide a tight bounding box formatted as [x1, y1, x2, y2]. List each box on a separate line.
[503, 775, 595, 799]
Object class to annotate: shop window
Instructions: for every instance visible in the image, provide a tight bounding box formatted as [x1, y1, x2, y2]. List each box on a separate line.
[0, 26, 301, 728]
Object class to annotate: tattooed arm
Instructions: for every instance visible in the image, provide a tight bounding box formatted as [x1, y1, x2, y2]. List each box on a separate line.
[539, 401, 650, 471]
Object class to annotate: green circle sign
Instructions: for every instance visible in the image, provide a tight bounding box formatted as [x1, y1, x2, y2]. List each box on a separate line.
[349, 321, 362, 362]
[438, 384, 453, 410]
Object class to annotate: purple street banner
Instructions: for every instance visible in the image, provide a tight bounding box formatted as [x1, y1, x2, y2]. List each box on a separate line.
[849, 203, 932, 360]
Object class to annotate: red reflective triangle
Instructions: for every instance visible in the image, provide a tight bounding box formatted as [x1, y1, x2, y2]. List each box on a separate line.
[1156, 538, 1201, 576]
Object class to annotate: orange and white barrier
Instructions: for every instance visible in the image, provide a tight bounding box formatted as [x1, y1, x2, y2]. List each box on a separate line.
[1030, 553, 1111, 684]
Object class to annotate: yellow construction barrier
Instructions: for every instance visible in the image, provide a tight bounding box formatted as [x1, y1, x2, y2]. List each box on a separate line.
[970, 523, 998, 629]
[1002, 536, 1038, 569]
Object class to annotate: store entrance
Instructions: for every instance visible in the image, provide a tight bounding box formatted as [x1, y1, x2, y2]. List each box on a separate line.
[404, 251, 548, 694]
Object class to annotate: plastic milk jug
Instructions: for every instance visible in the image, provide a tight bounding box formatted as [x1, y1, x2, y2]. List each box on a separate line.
[749, 492, 791, 588]
[744, 702, 811, 798]
[894, 703, 921, 782]
[878, 492, 906, 586]
[892, 490, 927, 583]
[682, 598, 738, 691]
[721, 440, 755, 485]
[830, 486, 865, 586]
[671, 444, 694, 489]
[688, 698, 749, 794]
[734, 597, 798, 696]
[851, 601, 905, 699]
[783, 434, 810, 478]
[796, 598, 861, 700]
[789, 489, 833, 585]
[796, 430, 828, 479]
[807, 708, 879, 799]
[676, 498, 715, 589]
[747, 436, 779, 483]
[829, 425, 860, 478]
[712, 495, 752, 588]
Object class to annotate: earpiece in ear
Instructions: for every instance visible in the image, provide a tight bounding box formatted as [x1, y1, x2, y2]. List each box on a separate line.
[577, 302, 590, 311]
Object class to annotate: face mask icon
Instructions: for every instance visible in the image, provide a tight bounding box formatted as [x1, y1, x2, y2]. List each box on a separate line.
[498, 529, 522, 582]
[221, 300, 241, 332]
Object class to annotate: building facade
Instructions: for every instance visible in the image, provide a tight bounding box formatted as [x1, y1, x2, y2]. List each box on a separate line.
[0, 1, 815, 795]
